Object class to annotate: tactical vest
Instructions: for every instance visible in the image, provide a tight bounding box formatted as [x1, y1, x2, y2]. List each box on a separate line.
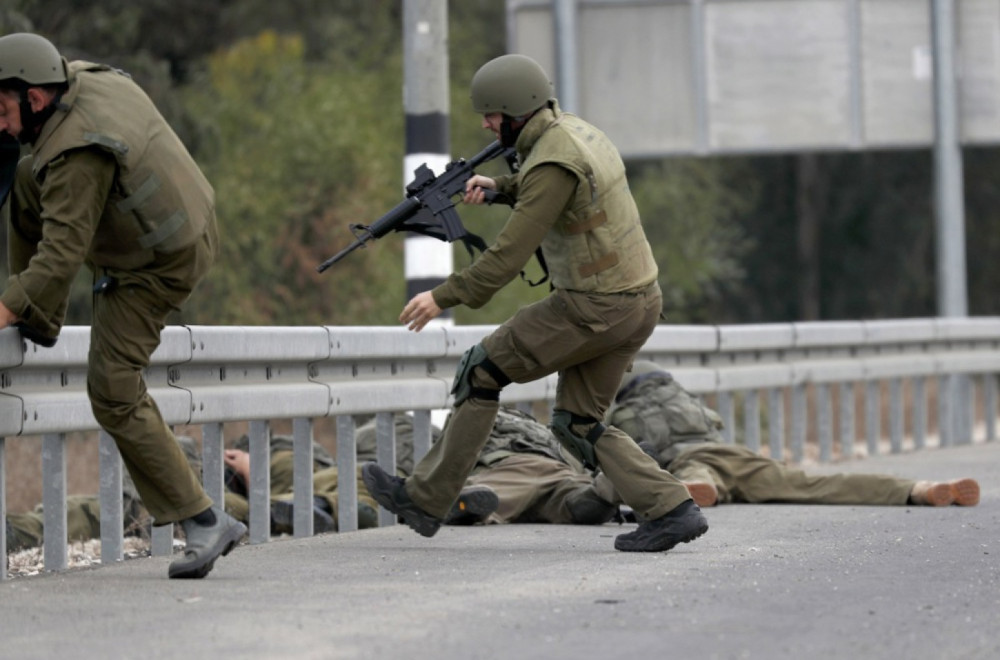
[515, 103, 657, 293]
[478, 407, 569, 467]
[30, 61, 214, 270]
[607, 372, 724, 465]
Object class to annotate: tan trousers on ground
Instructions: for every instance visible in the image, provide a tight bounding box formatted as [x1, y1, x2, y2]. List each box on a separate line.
[466, 454, 601, 524]
[668, 444, 914, 505]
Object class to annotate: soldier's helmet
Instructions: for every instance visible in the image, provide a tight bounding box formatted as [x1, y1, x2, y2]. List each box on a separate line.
[0, 33, 67, 87]
[470, 53, 553, 118]
[617, 360, 672, 398]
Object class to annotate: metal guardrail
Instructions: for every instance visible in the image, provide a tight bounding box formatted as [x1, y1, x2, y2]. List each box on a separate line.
[2, 317, 999, 577]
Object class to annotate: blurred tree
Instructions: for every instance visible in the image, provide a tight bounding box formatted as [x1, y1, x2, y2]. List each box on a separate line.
[181, 31, 406, 325]
[630, 157, 755, 323]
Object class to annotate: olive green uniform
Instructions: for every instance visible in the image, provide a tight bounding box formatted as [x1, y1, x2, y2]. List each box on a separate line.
[406, 102, 691, 521]
[223, 435, 377, 530]
[609, 369, 914, 506]
[5, 436, 204, 553]
[2, 61, 218, 525]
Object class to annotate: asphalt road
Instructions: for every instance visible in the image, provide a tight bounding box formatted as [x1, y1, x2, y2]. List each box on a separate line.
[1, 441, 998, 660]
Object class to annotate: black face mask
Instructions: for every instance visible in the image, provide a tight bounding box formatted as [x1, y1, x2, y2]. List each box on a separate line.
[0, 131, 18, 208]
[500, 117, 521, 148]
[17, 95, 58, 145]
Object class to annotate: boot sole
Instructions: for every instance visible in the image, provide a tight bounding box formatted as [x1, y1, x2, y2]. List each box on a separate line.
[445, 488, 499, 525]
[615, 521, 709, 552]
[168, 522, 247, 579]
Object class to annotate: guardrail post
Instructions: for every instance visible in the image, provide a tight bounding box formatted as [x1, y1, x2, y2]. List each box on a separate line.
[248, 420, 271, 544]
[41, 433, 67, 572]
[912, 377, 927, 450]
[767, 388, 784, 460]
[411, 409, 433, 463]
[98, 430, 123, 565]
[816, 384, 833, 462]
[743, 390, 760, 452]
[1, 436, 6, 580]
[865, 381, 880, 456]
[375, 412, 397, 527]
[985, 374, 997, 442]
[717, 392, 735, 444]
[839, 382, 855, 459]
[938, 374, 952, 447]
[336, 415, 358, 533]
[201, 422, 226, 507]
[292, 417, 315, 538]
[790, 384, 806, 463]
[889, 378, 904, 453]
[151, 523, 173, 557]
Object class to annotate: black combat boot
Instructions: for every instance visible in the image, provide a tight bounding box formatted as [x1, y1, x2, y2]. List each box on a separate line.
[614, 500, 708, 552]
[270, 496, 336, 535]
[361, 463, 442, 537]
[444, 486, 500, 525]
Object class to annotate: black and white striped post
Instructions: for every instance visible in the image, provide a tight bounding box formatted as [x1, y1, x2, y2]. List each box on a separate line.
[403, 0, 452, 323]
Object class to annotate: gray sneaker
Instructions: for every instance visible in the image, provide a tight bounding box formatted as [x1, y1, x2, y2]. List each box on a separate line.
[444, 486, 500, 525]
[169, 507, 247, 579]
[614, 500, 708, 552]
[361, 463, 442, 537]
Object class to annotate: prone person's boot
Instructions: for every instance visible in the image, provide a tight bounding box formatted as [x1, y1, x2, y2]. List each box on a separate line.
[443, 486, 500, 526]
[270, 496, 336, 535]
[565, 486, 619, 525]
[614, 499, 709, 552]
[169, 506, 247, 579]
[908, 479, 980, 506]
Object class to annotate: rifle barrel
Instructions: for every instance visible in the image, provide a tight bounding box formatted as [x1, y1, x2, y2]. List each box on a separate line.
[316, 236, 368, 273]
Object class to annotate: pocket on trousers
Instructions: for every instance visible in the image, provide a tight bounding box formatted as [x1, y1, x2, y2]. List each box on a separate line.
[558, 290, 613, 333]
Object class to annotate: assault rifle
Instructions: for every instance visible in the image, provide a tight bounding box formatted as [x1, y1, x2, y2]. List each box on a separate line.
[316, 140, 515, 273]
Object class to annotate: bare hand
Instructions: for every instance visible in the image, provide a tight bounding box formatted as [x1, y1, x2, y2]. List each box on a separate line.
[224, 449, 251, 484]
[0, 301, 19, 330]
[463, 175, 497, 205]
[399, 291, 442, 332]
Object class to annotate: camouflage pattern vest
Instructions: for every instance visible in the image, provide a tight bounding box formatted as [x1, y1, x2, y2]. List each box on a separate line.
[607, 372, 724, 466]
[477, 407, 571, 468]
[30, 61, 215, 269]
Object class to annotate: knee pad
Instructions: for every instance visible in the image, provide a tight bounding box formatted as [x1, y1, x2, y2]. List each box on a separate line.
[451, 343, 511, 406]
[550, 409, 606, 471]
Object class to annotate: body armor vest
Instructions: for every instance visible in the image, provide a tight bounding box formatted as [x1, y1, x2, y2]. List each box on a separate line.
[515, 104, 657, 292]
[30, 61, 214, 269]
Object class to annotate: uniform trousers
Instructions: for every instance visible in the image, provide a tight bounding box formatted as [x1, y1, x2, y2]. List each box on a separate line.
[407, 283, 691, 520]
